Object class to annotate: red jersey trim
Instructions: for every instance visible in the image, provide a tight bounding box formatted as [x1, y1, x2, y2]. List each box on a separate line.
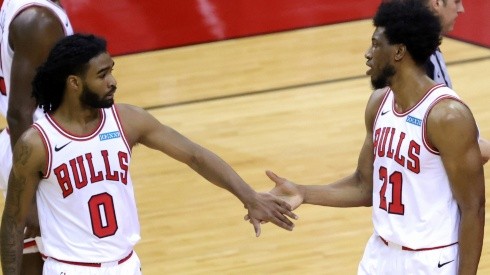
[23, 239, 37, 249]
[46, 109, 106, 141]
[111, 105, 131, 155]
[422, 95, 463, 154]
[391, 84, 446, 117]
[41, 250, 133, 267]
[380, 236, 458, 251]
[373, 87, 391, 133]
[32, 124, 52, 179]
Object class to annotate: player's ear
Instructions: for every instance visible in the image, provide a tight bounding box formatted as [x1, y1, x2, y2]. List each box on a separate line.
[394, 44, 406, 62]
[67, 75, 82, 91]
[431, 0, 442, 9]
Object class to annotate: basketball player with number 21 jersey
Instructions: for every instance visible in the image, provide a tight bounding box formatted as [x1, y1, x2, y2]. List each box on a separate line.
[0, 33, 298, 275]
[257, 1, 484, 274]
[0, 0, 73, 273]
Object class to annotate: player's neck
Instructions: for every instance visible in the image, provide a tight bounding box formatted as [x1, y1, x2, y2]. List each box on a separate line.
[52, 105, 102, 135]
[390, 67, 436, 112]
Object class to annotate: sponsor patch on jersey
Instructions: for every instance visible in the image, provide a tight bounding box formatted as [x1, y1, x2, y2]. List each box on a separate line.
[99, 131, 121, 141]
[406, 115, 422, 126]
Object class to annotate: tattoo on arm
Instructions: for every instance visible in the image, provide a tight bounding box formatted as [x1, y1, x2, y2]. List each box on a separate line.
[1, 142, 34, 274]
[18, 142, 31, 166]
[1, 214, 24, 273]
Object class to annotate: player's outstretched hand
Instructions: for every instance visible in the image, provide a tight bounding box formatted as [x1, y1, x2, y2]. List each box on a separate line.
[265, 170, 304, 210]
[244, 170, 304, 236]
[245, 191, 298, 237]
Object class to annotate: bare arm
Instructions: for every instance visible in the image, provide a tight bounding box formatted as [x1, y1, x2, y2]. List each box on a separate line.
[427, 100, 485, 275]
[0, 128, 45, 275]
[479, 137, 490, 165]
[116, 104, 297, 236]
[265, 89, 387, 208]
[7, 6, 66, 149]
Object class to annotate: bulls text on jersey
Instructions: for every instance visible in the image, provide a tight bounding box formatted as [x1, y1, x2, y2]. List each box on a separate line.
[373, 126, 420, 174]
[54, 149, 129, 198]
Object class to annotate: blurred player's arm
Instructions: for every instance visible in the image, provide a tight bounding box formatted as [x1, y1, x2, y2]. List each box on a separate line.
[7, 6, 65, 149]
[116, 104, 297, 236]
[479, 137, 490, 165]
[0, 128, 45, 274]
[428, 99, 485, 275]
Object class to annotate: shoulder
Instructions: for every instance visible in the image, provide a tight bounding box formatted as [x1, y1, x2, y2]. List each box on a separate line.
[115, 103, 146, 114]
[9, 4, 64, 49]
[426, 97, 477, 149]
[113, 103, 160, 145]
[10, 4, 62, 30]
[367, 88, 389, 109]
[12, 126, 46, 171]
[427, 86, 469, 124]
[114, 103, 150, 123]
[428, 98, 473, 128]
[17, 126, 45, 151]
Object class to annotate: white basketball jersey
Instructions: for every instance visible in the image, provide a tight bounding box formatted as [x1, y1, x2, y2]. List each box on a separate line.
[0, 0, 73, 119]
[33, 106, 141, 263]
[372, 84, 460, 249]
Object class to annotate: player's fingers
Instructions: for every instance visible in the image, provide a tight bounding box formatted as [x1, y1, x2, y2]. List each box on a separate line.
[250, 218, 262, 237]
[269, 210, 295, 230]
[281, 209, 298, 220]
[276, 199, 298, 220]
[268, 195, 298, 219]
[245, 214, 269, 226]
[265, 170, 283, 186]
[270, 217, 294, 231]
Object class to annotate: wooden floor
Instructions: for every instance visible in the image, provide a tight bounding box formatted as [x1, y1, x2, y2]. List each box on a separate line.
[1, 19, 490, 274]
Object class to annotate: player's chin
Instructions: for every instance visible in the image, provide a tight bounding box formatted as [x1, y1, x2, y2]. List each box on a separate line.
[100, 99, 114, 108]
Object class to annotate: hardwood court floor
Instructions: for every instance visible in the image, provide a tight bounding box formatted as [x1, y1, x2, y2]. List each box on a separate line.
[0, 19, 489, 274]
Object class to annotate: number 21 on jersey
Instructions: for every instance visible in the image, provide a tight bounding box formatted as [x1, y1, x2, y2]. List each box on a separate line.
[378, 166, 405, 215]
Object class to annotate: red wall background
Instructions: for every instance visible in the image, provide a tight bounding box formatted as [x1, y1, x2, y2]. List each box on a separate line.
[57, 0, 490, 56]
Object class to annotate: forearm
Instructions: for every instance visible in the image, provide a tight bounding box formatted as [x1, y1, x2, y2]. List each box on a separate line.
[302, 172, 372, 207]
[479, 138, 490, 165]
[7, 109, 35, 149]
[0, 214, 25, 275]
[189, 147, 257, 205]
[457, 206, 485, 275]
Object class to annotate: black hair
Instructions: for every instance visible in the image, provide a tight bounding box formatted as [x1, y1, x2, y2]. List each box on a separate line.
[374, 0, 441, 65]
[32, 33, 107, 113]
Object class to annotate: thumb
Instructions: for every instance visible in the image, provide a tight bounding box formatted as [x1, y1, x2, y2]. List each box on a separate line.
[266, 170, 283, 186]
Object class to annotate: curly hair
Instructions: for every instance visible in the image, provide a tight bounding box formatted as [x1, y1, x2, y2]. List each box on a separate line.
[374, 0, 441, 65]
[32, 33, 107, 113]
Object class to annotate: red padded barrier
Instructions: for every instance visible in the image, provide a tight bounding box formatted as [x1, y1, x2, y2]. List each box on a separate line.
[59, 0, 489, 56]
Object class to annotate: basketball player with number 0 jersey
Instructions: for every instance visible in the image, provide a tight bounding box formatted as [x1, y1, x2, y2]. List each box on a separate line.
[0, 33, 297, 274]
[0, 0, 73, 273]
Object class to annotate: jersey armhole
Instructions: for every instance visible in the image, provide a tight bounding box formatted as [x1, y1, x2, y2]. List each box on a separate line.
[422, 95, 462, 154]
[372, 87, 391, 132]
[32, 123, 52, 178]
[111, 105, 132, 155]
